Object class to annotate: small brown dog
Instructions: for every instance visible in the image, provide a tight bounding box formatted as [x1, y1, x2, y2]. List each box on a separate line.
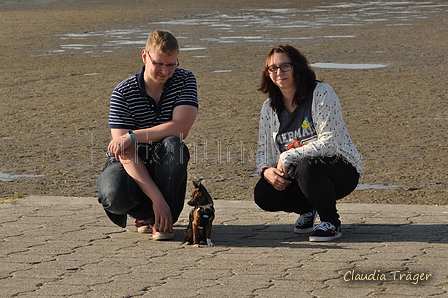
[183, 181, 215, 246]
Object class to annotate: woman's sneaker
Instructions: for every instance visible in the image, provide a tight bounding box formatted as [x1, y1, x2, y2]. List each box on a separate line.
[151, 226, 174, 241]
[294, 209, 317, 234]
[309, 221, 342, 242]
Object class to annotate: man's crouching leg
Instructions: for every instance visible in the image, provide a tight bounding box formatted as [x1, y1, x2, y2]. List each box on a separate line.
[96, 160, 148, 228]
[149, 136, 190, 224]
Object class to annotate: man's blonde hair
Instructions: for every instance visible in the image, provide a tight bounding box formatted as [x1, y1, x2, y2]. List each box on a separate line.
[146, 30, 179, 56]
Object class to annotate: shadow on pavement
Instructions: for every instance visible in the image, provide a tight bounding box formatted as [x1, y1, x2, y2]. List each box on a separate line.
[175, 224, 448, 247]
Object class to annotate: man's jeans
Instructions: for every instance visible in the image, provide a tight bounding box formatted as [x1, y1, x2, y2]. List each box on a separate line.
[96, 136, 190, 228]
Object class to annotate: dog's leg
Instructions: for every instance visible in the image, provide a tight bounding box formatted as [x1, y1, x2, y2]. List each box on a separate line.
[183, 210, 195, 245]
[205, 221, 213, 246]
[206, 238, 213, 246]
[192, 222, 200, 246]
[182, 226, 193, 245]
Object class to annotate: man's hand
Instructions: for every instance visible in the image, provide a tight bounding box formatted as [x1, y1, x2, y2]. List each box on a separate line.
[152, 199, 173, 233]
[108, 133, 132, 159]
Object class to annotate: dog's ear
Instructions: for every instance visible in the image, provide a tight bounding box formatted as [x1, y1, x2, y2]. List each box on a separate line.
[198, 184, 213, 202]
[193, 180, 200, 189]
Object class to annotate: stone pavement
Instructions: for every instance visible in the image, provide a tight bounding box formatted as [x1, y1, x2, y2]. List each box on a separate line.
[0, 196, 447, 297]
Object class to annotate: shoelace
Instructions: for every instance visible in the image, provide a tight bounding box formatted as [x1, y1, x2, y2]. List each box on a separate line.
[315, 221, 334, 231]
[297, 211, 314, 225]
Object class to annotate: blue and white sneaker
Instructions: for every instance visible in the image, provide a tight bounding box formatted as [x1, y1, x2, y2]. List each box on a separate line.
[294, 209, 317, 234]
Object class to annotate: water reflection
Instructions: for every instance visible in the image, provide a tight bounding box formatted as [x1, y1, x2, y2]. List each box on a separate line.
[42, 0, 444, 56]
[311, 63, 387, 69]
[0, 173, 45, 182]
[356, 184, 400, 190]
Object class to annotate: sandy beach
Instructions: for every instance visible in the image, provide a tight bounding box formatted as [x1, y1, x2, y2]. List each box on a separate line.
[1, 0, 447, 205]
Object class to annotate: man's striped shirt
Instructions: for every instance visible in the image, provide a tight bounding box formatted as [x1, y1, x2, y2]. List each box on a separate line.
[109, 67, 198, 130]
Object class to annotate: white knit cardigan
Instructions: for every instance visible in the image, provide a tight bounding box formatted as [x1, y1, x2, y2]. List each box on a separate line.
[256, 82, 362, 174]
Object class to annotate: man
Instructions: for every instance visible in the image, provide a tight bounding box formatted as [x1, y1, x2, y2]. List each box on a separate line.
[96, 30, 198, 240]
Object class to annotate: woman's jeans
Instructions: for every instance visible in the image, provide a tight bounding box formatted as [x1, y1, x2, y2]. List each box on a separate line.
[96, 136, 190, 228]
[254, 156, 359, 227]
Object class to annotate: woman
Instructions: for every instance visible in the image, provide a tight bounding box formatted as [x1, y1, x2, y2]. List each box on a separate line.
[254, 45, 362, 242]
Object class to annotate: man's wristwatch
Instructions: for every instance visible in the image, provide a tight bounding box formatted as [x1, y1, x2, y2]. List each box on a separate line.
[127, 130, 136, 143]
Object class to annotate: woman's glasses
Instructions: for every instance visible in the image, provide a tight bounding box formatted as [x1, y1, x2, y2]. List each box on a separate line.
[267, 62, 293, 74]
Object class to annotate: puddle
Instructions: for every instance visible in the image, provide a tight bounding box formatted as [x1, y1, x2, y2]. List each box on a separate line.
[311, 63, 387, 69]
[220, 36, 266, 41]
[321, 35, 356, 38]
[212, 70, 232, 73]
[107, 40, 146, 46]
[60, 44, 95, 50]
[43, 1, 443, 56]
[411, 117, 448, 120]
[0, 173, 45, 182]
[356, 184, 400, 190]
[180, 47, 208, 51]
[1, 137, 12, 139]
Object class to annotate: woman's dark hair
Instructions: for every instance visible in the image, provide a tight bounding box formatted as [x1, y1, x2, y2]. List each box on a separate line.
[258, 45, 316, 113]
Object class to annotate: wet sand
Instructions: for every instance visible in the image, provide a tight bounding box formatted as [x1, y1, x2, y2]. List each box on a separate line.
[1, 0, 447, 205]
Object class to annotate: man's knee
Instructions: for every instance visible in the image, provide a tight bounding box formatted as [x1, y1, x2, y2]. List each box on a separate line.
[97, 162, 136, 214]
[162, 135, 182, 147]
[154, 136, 189, 165]
[98, 181, 130, 214]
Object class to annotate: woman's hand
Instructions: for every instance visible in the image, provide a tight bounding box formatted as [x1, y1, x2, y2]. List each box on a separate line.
[276, 159, 289, 176]
[263, 166, 291, 191]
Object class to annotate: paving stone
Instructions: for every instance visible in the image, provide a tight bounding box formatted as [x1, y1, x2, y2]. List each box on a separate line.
[0, 196, 447, 297]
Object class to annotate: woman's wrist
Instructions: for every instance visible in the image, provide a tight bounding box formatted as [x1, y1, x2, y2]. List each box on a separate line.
[260, 167, 269, 179]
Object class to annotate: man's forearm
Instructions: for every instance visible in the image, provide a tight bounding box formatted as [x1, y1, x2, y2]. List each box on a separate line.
[119, 154, 165, 205]
[132, 121, 187, 143]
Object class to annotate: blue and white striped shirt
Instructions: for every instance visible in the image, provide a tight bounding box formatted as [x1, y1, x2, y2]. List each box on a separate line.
[109, 67, 198, 130]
